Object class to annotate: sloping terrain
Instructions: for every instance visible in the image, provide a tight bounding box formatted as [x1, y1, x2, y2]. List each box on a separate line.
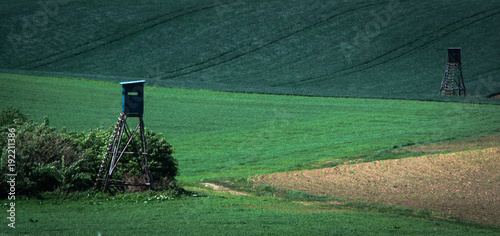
[253, 147, 500, 225]
[393, 134, 500, 153]
[1, 0, 500, 99]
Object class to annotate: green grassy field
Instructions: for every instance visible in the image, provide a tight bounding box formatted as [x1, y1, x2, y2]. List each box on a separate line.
[1, 74, 500, 234]
[4, 192, 500, 235]
[1, 0, 500, 99]
[2, 73, 500, 184]
[1, 0, 500, 234]
[7, 192, 499, 236]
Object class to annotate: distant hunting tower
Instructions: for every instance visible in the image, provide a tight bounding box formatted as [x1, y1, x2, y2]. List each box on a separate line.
[94, 80, 153, 193]
[439, 48, 466, 96]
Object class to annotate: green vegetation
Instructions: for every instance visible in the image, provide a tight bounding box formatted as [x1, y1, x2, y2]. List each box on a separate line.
[0, 106, 178, 196]
[1, 74, 500, 234]
[6, 192, 499, 235]
[0, 74, 500, 235]
[2, 74, 500, 185]
[1, 0, 500, 99]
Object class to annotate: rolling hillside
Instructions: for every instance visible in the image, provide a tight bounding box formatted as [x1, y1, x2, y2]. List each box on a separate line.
[2, 1, 500, 233]
[1, 0, 500, 99]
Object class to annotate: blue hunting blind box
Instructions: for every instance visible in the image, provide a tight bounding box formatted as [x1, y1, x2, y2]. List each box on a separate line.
[120, 80, 146, 115]
[447, 47, 461, 64]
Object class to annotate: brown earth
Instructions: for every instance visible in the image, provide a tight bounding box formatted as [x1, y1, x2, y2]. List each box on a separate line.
[490, 94, 500, 99]
[203, 182, 249, 196]
[253, 147, 500, 225]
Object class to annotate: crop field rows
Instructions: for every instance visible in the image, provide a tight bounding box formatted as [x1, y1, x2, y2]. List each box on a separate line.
[2, 0, 500, 99]
[13, 3, 224, 71]
[253, 147, 500, 225]
[283, 7, 500, 88]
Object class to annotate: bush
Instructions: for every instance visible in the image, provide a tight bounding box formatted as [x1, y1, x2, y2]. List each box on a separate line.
[143, 129, 178, 188]
[0, 106, 27, 127]
[0, 107, 178, 197]
[105, 126, 178, 190]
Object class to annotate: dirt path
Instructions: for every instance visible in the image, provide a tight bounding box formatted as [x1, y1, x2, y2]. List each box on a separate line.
[253, 147, 500, 225]
[203, 183, 249, 196]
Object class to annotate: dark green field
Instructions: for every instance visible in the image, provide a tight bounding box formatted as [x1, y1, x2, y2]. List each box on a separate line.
[1, 0, 500, 99]
[1, 0, 500, 235]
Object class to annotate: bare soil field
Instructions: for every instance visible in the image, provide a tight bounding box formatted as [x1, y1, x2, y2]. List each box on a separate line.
[253, 147, 500, 225]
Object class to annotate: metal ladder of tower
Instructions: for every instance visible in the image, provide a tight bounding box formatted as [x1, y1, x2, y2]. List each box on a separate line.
[441, 63, 458, 95]
[93, 113, 126, 190]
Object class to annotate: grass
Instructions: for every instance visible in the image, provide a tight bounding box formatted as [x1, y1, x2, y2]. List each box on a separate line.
[2, 73, 500, 186]
[1, 0, 500, 99]
[3, 191, 499, 235]
[1, 73, 500, 234]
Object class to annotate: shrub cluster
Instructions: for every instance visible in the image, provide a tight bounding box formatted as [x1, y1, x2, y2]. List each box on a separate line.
[0, 107, 177, 197]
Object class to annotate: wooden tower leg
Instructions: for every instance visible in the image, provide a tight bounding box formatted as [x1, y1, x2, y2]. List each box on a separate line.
[458, 64, 466, 96]
[140, 115, 154, 190]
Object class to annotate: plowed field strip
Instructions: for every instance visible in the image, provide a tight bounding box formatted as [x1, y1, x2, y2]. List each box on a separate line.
[410, 156, 457, 181]
[252, 148, 500, 225]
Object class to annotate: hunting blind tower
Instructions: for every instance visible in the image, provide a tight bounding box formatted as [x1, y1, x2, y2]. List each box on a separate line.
[439, 48, 466, 96]
[94, 80, 154, 193]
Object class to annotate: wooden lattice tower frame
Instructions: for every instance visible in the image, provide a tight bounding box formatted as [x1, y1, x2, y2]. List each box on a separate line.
[439, 48, 466, 96]
[94, 80, 154, 193]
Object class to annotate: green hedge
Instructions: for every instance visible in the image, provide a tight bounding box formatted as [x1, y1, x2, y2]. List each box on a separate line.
[0, 107, 177, 197]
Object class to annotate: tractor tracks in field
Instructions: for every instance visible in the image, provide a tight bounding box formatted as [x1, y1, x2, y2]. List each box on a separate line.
[153, 2, 389, 81]
[12, 1, 499, 86]
[276, 8, 500, 87]
[12, 3, 225, 70]
[156, 3, 500, 83]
